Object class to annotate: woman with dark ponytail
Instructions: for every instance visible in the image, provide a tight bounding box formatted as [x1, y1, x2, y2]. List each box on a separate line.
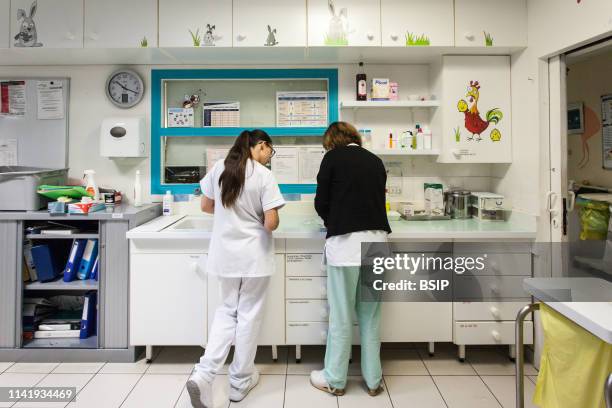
[188, 130, 285, 408]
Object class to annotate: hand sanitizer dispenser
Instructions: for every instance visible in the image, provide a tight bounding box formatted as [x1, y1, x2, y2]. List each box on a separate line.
[100, 117, 147, 158]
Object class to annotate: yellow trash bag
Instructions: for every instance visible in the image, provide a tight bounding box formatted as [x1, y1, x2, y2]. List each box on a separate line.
[533, 303, 612, 408]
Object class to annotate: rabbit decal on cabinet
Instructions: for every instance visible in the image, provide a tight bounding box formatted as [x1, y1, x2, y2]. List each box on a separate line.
[265, 25, 278, 46]
[325, 0, 348, 45]
[203, 24, 216, 46]
[14, 0, 43, 47]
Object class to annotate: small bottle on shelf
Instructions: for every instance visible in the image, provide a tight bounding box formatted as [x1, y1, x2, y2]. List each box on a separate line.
[356, 62, 367, 101]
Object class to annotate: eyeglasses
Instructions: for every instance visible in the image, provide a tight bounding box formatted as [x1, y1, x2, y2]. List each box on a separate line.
[258, 141, 276, 157]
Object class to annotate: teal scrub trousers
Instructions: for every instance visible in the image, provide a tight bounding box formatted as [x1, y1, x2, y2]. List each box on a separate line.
[323, 265, 382, 390]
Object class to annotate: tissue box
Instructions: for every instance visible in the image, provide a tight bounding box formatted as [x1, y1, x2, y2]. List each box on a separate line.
[48, 201, 69, 214]
[371, 78, 390, 100]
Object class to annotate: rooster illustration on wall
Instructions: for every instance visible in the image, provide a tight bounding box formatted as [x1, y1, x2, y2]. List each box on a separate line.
[457, 80, 503, 142]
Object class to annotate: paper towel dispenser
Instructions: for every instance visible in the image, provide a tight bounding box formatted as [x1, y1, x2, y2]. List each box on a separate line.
[100, 117, 147, 158]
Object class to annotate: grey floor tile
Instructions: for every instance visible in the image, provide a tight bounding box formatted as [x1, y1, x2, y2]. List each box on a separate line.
[121, 374, 189, 408]
[66, 373, 141, 408]
[419, 349, 477, 376]
[433, 375, 501, 408]
[384, 375, 446, 408]
[381, 348, 428, 375]
[468, 350, 538, 376]
[284, 375, 337, 408]
[481, 375, 538, 408]
[338, 376, 393, 408]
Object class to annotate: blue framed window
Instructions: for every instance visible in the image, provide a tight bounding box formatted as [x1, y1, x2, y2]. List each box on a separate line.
[151, 68, 338, 195]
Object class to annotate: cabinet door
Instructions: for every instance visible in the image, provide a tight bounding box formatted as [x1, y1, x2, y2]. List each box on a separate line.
[233, 0, 306, 47]
[381, 303, 452, 342]
[381, 0, 453, 47]
[454, 0, 527, 47]
[130, 253, 207, 346]
[438, 56, 512, 163]
[10, 0, 82, 48]
[0, 0, 9, 48]
[307, 0, 380, 46]
[207, 254, 285, 345]
[159, 0, 232, 47]
[84, 0, 157, 48]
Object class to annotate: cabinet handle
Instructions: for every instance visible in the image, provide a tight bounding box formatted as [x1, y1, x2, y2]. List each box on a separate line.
[464, 32, 475, 41]
[366, 32, 375, 41]
[320, 307, 328, 319]
[490, 260, 499, 272]
[65, 32, 75, 40]
[191, 262, 198, 274]
[491, 330, 501, 342]
[390, 33, 399, 41]
[236, 34, 246, 41]
[321, 285, 327, 297]
[490, 284, 499, 295]
[490, 306, 501, 319]
[320, 330, 328, 340]
[88, 32, 99, 41]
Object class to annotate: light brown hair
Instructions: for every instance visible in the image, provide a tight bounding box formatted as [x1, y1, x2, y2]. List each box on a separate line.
[322, 121, 362, 151]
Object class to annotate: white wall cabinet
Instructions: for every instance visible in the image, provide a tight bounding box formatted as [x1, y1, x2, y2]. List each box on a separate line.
[307, 0, 380, 47]
[454, 0, 527, 47]
[10, 0, 82, 48]
[159, 0, 232, 47]
[84, 0, 157, 48]
[0, 0, 10, 48]
[233, 0, 306, 47]
[207, 254, 285, 346]
[130, 253, 207, 346]
[380, 0, 454, 47]
[437, 56, 512, 163]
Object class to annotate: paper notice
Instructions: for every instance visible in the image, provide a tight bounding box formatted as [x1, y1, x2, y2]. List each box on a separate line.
[37, 81, 64, 120]
[298, 147, 325, 184]
[0, 139, 18, 166]
[1, 81, 26, 116]
[206, 148, 229, 173]
[271, 147, 299, 184]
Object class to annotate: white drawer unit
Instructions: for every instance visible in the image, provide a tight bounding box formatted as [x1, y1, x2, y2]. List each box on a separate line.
[453, 301, 532, 322]
[286, 276, 327, 299]
[454, 321, 533, 345]
[285, 239, 325, 253]
[286, 299, 328, 322]
[286, 253, 325, 276]
[287, 322, 361, 345]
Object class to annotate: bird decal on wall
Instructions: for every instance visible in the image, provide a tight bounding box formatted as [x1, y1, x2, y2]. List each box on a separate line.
[457, 80, 503, 142]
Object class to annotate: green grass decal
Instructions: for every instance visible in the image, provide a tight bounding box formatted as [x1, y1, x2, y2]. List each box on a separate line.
[324, 34, 348, 46]
[140, 37, 148, 48]
[406, 32, 430, 46]
[484, 31, 493, 47]
[189, 29, 202, 47]
[454, 126, 461, 143]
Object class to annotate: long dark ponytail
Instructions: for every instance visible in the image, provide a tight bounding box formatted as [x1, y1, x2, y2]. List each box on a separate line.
[219, 129, 272, 208]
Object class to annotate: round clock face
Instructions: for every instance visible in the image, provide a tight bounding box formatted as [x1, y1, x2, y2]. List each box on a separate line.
[106, 70, 144, 108]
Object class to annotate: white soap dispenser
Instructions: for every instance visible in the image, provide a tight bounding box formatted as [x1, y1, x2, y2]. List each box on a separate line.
[133, 170, 143, 207]
[162, 191, 174, 216]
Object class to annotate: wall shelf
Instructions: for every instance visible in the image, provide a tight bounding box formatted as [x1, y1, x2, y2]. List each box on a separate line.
[22, 335, 98, 349]
[25, 278, 98, 291]
[370, 149, 440, 156]
[341, 100, 440, 109]
[25, 233, 99, 240]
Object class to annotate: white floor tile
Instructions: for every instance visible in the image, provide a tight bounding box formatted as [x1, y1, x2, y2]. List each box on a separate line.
[419, 349, 477, 376]
[174, 375, 230, 408]
[337, 376, 392, 408]
[468, 350, 538, 376]
[381, 348, 428, 375]
[6, 363, 60, 374]
[99, 347, 163, 374]
[0, 373, 47, 408]
[284, 375, 337, 408]
[121, 374, 188, 408]
[286, 346, 325, 375]
[433, 376, 501, 408]
[481, 376, 538, 408]
[52, 363, 105, 374]
[13, 373, 93, 408]
[66, 373, 141, 408]
[229, 375, 285, 408]
[0, 363, 14, 374]
[384, 376, 446, 408]
[147, 347, 203, 375]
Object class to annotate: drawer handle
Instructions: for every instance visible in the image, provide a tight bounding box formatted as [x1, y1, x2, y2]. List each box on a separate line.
[191, 262, 198, 274]
[320, 307, 328, 319]
[65, 32, 75, 40]
[320, 330, 328, 340]
[491, 330, 501, 342]
[321, 286, 327, 297]
[390, 33, 399, 41]
[490, 306, 501, 319]
[464, 31, 475, 41]
[366, 32, 375, 41]
[490, 284, 499, 294]
[236, 34, 246, 41]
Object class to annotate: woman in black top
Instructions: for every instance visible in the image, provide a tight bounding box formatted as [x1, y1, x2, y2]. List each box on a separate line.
[310, 122, 391, 397]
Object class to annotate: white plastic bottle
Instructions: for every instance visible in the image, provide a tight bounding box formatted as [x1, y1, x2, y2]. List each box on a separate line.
[162, 191, 174, 216]
[133, 170, 143, 207]
[83, 169, 99, 201]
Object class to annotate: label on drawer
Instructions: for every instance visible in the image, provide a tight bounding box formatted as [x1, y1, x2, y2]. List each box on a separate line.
[286, 254, 325, 276]
[287, 254, 316, 262]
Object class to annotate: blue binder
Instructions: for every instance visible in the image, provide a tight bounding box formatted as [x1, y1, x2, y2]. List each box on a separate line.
[79, 291, 97, 339]
[77, 240, 98, 280]
[63, 239, 86, 282]
[90, 256, 99, 281]
[31, 245, 62, 282]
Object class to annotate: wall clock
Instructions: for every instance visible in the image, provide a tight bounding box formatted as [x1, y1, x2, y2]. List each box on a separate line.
[105, 69, 145, 109]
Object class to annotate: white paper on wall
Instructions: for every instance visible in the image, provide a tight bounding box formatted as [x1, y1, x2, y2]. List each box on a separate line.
[36, 81, 64, 120]
[205, 148, 230, 173]
[0, 139, 18, 166]
[298, 147, 325, 184]
[271, 147, 299, 184]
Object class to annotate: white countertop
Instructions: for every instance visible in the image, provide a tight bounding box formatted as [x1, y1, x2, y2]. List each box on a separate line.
[524, 278, 612, 343]
[126, 212, 537, 240]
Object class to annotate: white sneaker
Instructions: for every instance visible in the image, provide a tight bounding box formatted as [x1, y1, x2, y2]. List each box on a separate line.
[310, 370, 345, 396]
[186, 373, 214, 408]
[229, 370, 260, 402]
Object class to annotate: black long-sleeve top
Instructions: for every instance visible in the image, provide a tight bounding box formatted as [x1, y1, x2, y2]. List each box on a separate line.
[314, 145, 391, 238]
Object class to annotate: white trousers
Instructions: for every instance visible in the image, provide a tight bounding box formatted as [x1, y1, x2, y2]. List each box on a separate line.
[194, 276, 270, 391]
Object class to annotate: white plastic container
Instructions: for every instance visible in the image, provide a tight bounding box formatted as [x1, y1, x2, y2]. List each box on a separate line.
[133, 170, 143, 207]
[83, 169, 99, 201]
[422, 127, 432, 150]
[162, 191, 174, 216]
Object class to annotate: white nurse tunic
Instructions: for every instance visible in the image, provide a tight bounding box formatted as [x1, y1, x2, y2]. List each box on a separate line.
[200, 159, 285, 277]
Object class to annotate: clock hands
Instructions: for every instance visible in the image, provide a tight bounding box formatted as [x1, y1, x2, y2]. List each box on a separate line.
[112, 80, 138, 94]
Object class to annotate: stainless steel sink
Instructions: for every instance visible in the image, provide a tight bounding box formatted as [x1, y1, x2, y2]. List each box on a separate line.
[167, 216, 214, 231]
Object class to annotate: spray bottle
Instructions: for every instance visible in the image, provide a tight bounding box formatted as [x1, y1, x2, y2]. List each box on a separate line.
[83, 170, 99, 201]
